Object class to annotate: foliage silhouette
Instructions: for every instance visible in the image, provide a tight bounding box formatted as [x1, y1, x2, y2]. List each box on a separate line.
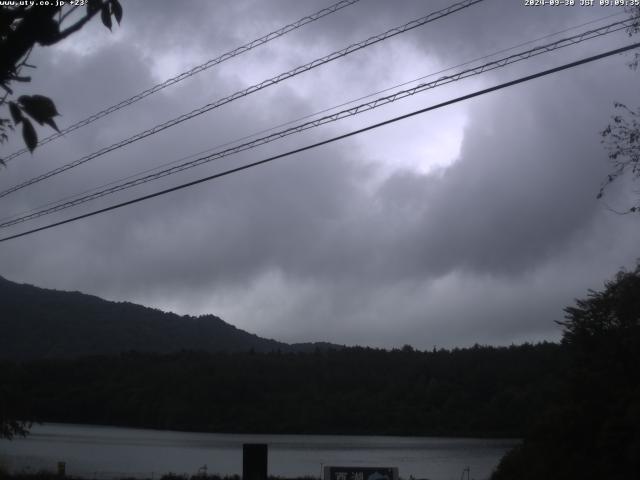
[599, 6, 640, 212]
[0, 0, 122, 164]
[491, 263, 640, 480]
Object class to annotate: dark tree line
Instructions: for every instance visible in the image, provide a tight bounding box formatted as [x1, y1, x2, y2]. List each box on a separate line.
[0, 342, 564, 438]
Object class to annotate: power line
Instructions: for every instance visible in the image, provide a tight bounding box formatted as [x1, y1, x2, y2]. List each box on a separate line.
[0, 0, 484, 199]
[2, 9, 623, 225]
[1, 42, 637, 244]
[1, 11, 623, 226]
[1, 17, 632, 227]
[0, 16, 634, 230]
[1, 0, 362, 164]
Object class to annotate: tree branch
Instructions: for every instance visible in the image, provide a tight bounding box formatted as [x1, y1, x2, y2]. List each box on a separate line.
[55, 2, 106, 42]
[59, 5, 80, 24]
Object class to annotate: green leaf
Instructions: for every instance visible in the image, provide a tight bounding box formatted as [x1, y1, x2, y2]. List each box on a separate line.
[101, 4, 112, 30]
[111, 0, 122, 25]
[22, 118, 37, 153]
[8, 102, 22, 124]
[18, 95, 59, 127]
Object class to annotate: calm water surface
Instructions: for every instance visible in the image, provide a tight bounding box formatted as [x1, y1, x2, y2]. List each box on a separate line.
[0, 424, 518, 480]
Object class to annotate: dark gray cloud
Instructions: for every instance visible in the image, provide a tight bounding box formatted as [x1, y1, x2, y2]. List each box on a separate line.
[1, 0, 639, 348]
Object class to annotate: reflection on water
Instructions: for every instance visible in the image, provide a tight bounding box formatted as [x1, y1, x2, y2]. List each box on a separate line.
[0, 424, 518, 480]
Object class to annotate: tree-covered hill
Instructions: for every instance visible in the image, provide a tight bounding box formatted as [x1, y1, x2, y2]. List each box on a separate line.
[0, 275, 335, 360]
[0, 275, 569, 439]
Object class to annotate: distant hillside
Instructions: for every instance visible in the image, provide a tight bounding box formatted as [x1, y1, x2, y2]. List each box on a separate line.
[0, 276, 337, 360]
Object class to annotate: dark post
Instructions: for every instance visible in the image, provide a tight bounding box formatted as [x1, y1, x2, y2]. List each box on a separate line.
[56, 462, 66, 477]
[242, 443, 268, 480]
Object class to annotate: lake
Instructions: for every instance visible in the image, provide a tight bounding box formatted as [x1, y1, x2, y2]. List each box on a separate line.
[0, 424, 518, 480]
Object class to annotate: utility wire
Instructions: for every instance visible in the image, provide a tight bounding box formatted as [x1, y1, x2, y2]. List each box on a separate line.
[0, 11, 623, 226]
[2, 9, 623, 225]
[1, 42, 638, 244]
[0, 0, 484, 199]
[0, 8, 626, 227]
[1, 0, 362, 164]
[0, 17, 634, 230]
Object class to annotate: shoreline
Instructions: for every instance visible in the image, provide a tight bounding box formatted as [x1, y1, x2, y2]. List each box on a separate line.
[10, 422, 522, 442]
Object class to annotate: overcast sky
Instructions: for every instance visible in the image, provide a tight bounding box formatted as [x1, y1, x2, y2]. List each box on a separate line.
[1, 0, 639, 349]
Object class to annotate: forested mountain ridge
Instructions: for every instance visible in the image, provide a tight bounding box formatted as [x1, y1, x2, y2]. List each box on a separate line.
[0, 275, 336, 359]
[0, 275, 567, 438]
